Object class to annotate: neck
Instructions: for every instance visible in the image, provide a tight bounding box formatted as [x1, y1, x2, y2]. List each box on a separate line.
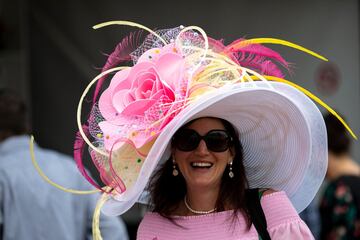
[185, 185, 220, 214]
[327, 153, 360, 180]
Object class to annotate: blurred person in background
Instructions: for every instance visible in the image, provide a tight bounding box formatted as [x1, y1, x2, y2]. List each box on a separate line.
[320, 113, 360, 240]
[0, 88, 129, 240]
[300, 197, 321, 239]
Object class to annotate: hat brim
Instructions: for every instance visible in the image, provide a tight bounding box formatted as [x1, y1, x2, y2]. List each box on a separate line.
[102, 81, 327, 215]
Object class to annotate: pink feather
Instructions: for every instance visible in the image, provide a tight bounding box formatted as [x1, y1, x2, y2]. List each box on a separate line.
[228, 39, 288, 66]
[74, 125, 104, 190]
[208, 37, 225, 51]
[225, 39, 289, 78]
[208, 37, 240, 64]
[75, 32, 144, 189]
[93, 30, 143, 103]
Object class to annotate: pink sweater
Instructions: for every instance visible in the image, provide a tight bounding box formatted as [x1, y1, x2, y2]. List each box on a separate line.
[137, 191, 314, 240]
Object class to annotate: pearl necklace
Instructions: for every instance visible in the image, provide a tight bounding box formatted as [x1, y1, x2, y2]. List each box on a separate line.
[184, 196, 216, 215]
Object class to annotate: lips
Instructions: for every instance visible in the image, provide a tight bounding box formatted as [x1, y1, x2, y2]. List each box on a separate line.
[190, 162, 213, 169]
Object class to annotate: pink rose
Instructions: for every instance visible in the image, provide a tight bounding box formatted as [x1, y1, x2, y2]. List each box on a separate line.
[98, 44, 186, 150]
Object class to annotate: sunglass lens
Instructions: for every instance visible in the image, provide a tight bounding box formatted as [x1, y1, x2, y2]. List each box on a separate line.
[173, 129, 199, 151]
[205, 130, 230, 152]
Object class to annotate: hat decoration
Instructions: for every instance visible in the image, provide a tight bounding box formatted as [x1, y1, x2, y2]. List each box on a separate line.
[74, 21, 356, 197]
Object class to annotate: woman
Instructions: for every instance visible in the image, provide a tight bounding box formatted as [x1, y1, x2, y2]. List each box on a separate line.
[40, 21, 356, 239]
[137, 117, 314, 239]
[320, 113, 360, 239]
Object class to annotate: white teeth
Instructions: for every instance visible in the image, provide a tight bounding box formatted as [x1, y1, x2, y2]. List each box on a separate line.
[191, 162, 213, 167]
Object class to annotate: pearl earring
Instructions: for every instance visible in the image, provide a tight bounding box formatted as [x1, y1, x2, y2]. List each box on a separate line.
[228, 161, 234, 178]
[172, 158, 179, 176]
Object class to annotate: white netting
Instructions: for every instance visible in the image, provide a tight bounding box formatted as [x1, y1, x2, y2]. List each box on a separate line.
[130, 27, 183, 63]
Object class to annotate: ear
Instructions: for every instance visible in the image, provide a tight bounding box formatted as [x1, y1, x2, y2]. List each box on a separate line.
[170, 146, 176, 156]
[229, 146, 235, 157]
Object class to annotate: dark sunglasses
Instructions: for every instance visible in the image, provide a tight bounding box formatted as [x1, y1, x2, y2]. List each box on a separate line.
[172, 129, 233, 152]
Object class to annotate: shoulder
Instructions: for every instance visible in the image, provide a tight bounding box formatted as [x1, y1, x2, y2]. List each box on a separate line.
[258, 191, 314, 238]
[138, 212, 166, 228]
[321, 177, 356, 207]
[260, 190, 293, 208]
[259, 190, 292, 210]
[32, 148, 93, 189]
[137, 212, 169, 238]
[259, 191, 300, 228]
[260, 188, 277, 196]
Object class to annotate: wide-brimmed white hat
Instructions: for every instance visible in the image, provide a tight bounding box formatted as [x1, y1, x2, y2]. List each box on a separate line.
[100, 81, 327, 215]
[74, 21, 356, 217]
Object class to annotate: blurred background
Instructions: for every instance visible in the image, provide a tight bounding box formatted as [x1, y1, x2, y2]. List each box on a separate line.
[0, 0, 359, 239]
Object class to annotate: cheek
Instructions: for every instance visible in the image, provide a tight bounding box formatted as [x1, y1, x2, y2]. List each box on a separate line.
[173, 150, 190, 166]
[173, 150, 195, 176]
[214, 151, 232, 164]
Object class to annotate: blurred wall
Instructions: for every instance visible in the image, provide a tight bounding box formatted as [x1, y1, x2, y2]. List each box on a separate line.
[0, 0, 30, 116]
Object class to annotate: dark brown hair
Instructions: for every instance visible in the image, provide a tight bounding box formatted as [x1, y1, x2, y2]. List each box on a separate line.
[147, 117, 252, 228]
[0, 89, 28, 136]
[324, 113, 351, 155]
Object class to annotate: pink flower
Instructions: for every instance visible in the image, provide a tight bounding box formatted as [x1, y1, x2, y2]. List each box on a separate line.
[98, 44, 186, 150]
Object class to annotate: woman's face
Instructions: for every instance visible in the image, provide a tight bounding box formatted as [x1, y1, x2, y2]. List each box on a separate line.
[172, 118, 234, 190]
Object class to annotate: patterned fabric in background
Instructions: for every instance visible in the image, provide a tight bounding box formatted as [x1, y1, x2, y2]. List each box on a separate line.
[320, 175, 360, 240]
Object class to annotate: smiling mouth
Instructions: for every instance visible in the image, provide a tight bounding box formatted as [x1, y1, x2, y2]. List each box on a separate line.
[190, 162, 213, 169]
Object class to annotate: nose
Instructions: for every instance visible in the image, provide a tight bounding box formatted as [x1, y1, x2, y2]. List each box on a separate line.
[194, 139, 210, 155]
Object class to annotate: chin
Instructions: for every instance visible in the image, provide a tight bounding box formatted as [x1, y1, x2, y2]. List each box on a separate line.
[187, 177, 220, 189]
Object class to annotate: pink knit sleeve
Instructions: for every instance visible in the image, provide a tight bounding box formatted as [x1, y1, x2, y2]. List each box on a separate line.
[261, 191, 314, 240]
[268, 220, 314, 240]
